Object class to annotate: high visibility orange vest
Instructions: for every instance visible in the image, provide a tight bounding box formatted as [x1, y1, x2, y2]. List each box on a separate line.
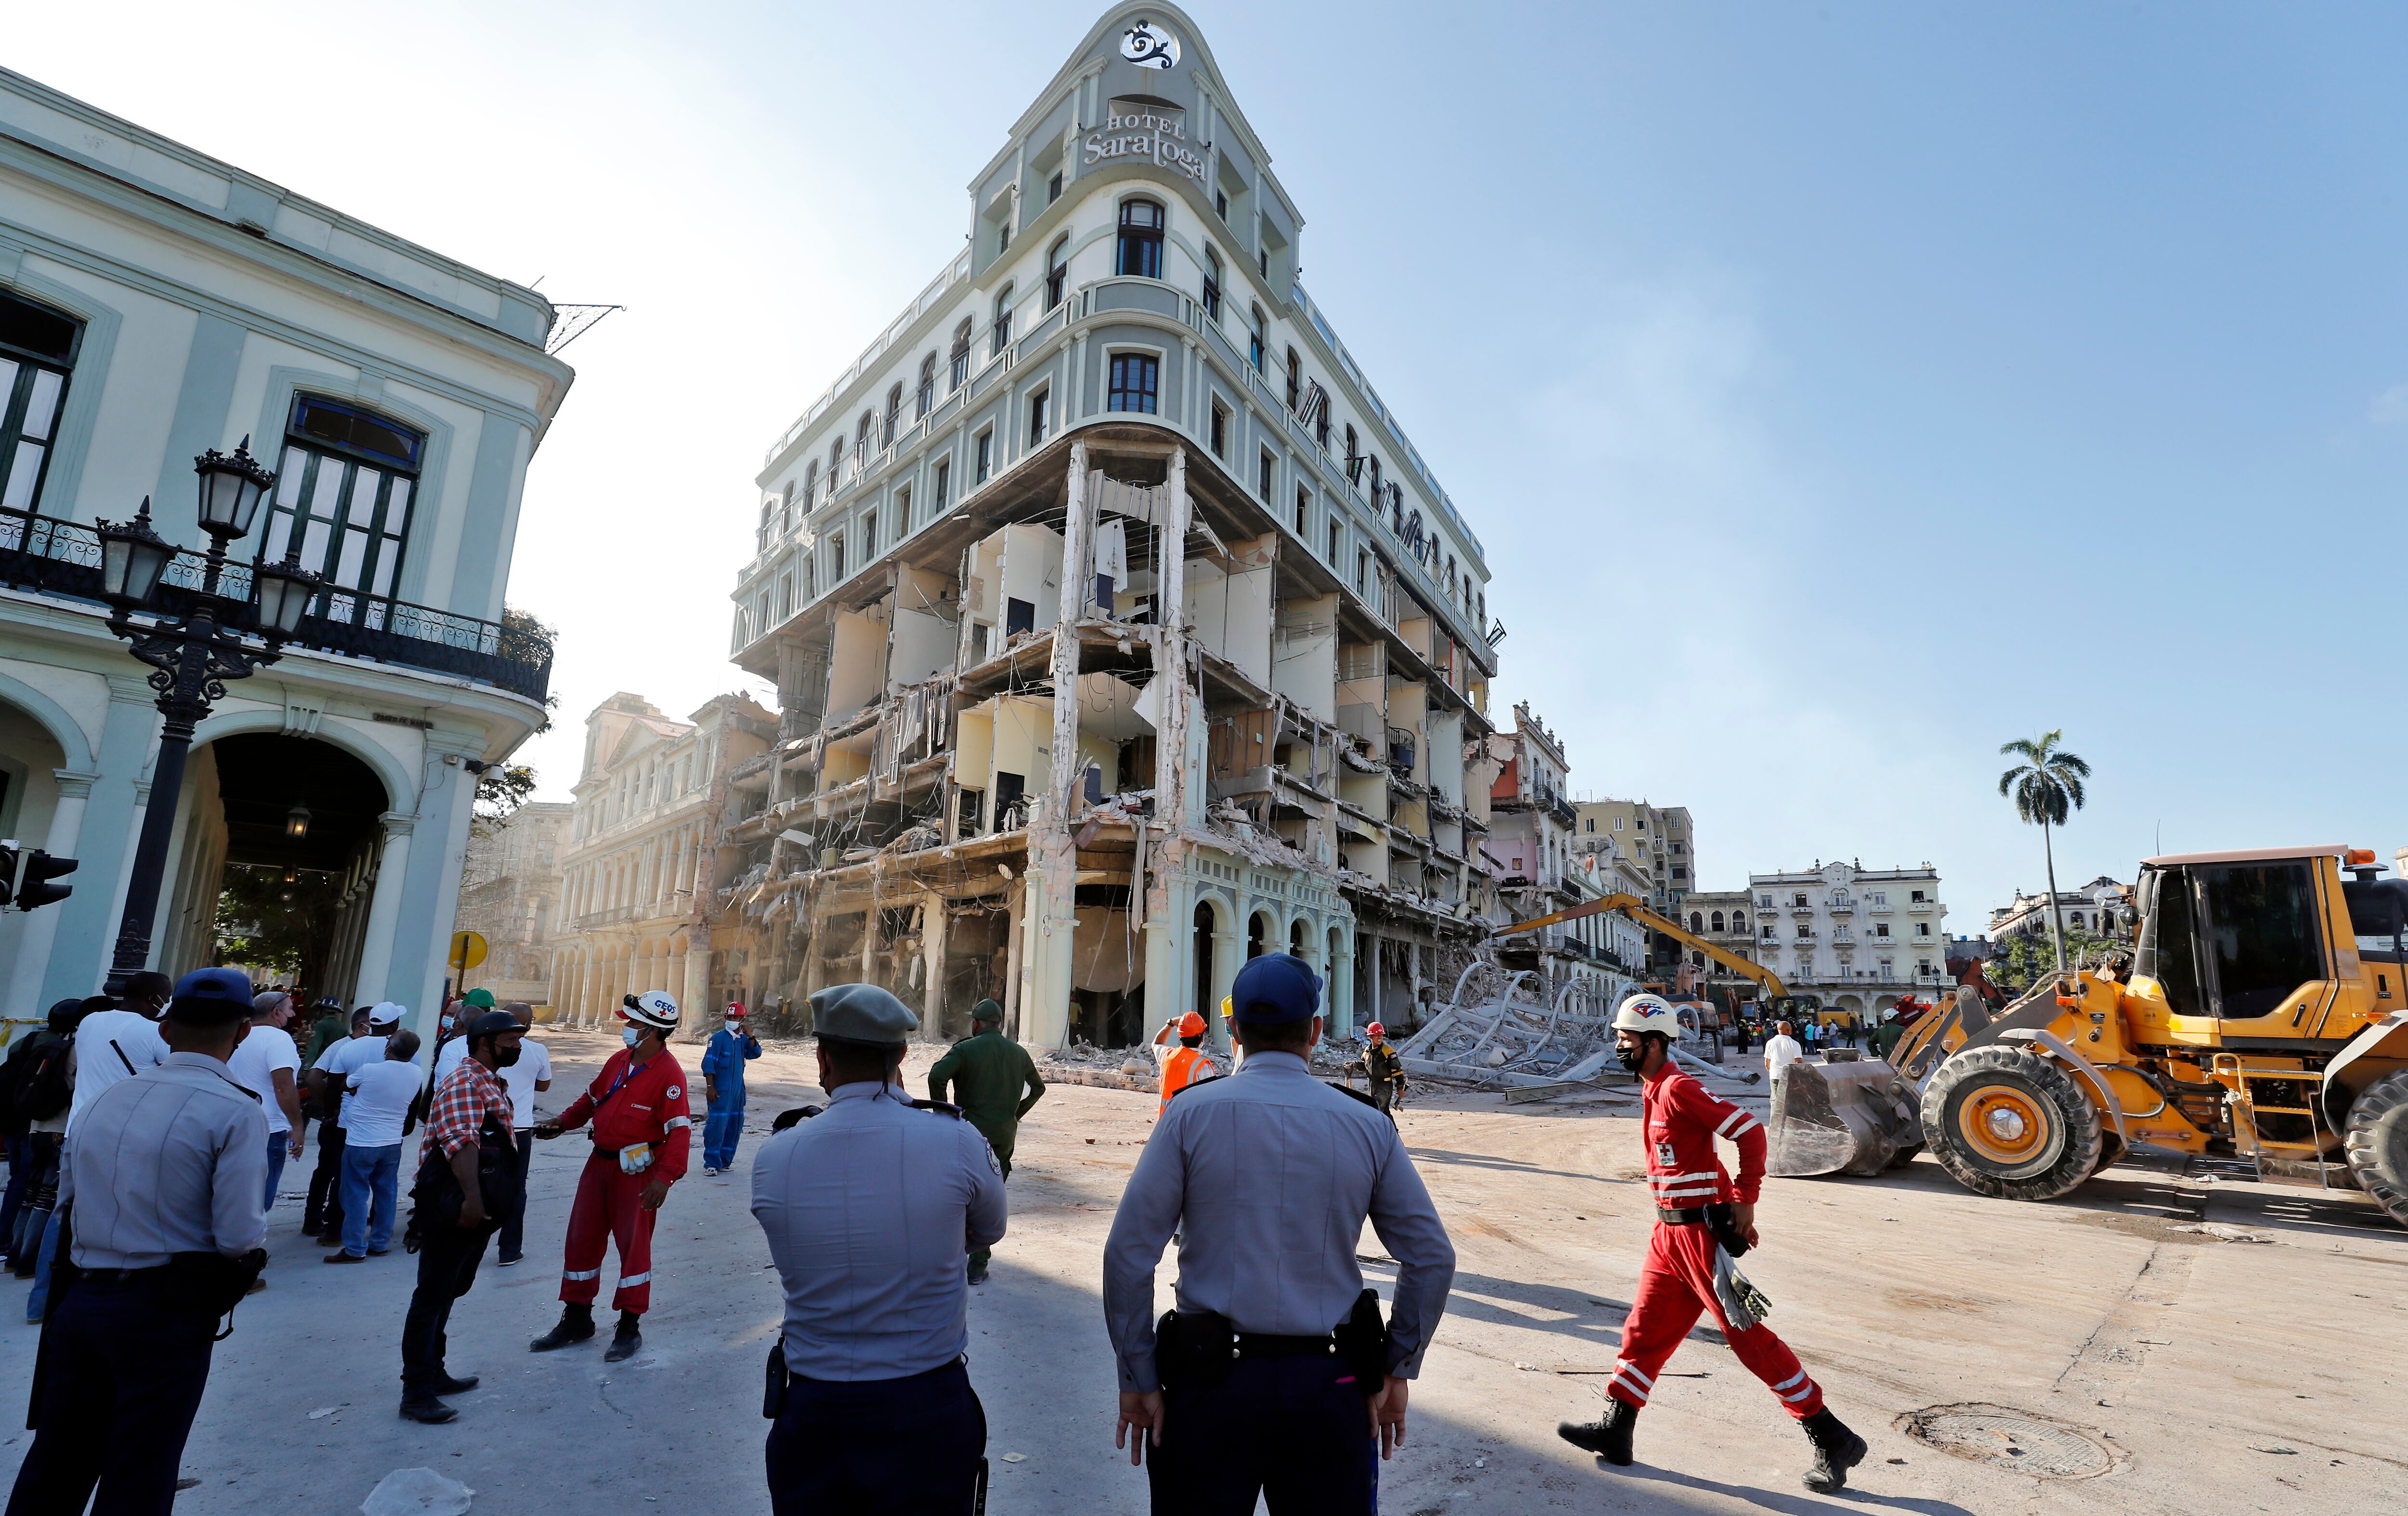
[1158, 1046, 1210, 1117]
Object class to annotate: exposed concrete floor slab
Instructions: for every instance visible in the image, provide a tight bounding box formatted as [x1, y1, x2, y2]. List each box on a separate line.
[0, 1035, 2397, 1515]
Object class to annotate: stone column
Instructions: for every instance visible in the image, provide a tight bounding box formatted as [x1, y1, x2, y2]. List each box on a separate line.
[919, 890, 948, 1041]
[6, 771, 93, 1015]
[1021, 439, 1093, 1050]
[1001, 878, 1025, 1040]
[350, 813, 415, 1009]
[679, 924, 711, 1043]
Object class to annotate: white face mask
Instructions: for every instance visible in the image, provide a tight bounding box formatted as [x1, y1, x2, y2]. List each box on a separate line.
[623, 1028, 642, 1048]
[725, 1020, 743, 1034]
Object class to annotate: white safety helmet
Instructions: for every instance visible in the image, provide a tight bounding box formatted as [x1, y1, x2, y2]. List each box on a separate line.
[1611, 993, 1683, 1041]
[622, 989, 681, 1031]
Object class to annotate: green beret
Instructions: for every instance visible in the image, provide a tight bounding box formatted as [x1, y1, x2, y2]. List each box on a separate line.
[970, 998, 1003, 1025]
[811, 983, 918, 1049]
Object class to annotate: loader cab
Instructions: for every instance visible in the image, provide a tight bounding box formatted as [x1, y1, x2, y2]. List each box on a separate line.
[2132, 848, 2360, 1045]
[2342, 867, 2408, 1011]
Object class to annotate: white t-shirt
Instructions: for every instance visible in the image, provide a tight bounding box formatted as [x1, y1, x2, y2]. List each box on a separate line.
[68, 1010, 169, 1136]
[226, 1025, 302, 1134]
[1765, 1034, 1804, 1079]
[432, 1036, 468, 1088]
[499, 1039, 552, 1132]
[316, 1034, 390, 1128]
[343, 1059, 423, 1149]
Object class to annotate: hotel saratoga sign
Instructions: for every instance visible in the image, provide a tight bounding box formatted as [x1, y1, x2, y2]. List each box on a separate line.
[1085, 99, 1207, 187]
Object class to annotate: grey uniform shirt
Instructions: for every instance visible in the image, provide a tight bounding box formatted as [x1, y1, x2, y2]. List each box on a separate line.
[60, 1051, 269, 1268]
[750, 1081, 1008, 1382]
[1103, 1049, 1456, 1395]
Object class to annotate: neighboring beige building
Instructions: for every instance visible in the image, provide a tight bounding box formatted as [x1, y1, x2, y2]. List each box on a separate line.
[547, 692, 775, 1038]
[1677, 886, 1762, 999]
[1573, 798, 1694, 916]
[1989, 876, 2128, 944]
[453, 802, 571, 1008]
[1748, 859, 1948, 1018]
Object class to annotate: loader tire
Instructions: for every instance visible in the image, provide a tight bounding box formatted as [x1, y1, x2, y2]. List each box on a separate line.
[1921, 1045, 2102, 1201]
[2343, 1069, 2408, 1227]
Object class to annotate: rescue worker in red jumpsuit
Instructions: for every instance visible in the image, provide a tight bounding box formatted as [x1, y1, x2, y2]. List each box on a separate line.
[1558, 993, 1868, 1493]
[528, 989, 692, 1364]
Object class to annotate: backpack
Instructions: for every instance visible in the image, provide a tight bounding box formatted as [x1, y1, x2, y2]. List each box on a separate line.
[2, 1032, 71, 1131]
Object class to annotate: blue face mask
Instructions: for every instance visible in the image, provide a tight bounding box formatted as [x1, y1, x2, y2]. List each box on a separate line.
[623, 1028, 641, 1048]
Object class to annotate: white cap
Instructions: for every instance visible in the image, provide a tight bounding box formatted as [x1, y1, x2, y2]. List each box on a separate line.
[622, 989, 680, 1031]
[366, 1001, 406, 1027]
[1611, 993, 1682, 1041]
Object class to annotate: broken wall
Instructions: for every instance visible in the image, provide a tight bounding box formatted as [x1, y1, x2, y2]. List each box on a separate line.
[1272, 593, 1338, 721]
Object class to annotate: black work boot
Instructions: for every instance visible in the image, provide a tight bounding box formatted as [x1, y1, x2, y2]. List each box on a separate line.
[398, 1394, 458, 1424]
[602, 1309, 643, 1363]
[1801, 1408, 1867, 1492]
[528, 1304, 595, 1352]
[1557, 1398, 1638, 1465]
[432, 1372, 479, 1395]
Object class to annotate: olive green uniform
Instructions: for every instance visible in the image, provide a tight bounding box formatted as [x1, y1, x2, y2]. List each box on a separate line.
[928, 1031, 1046, 1276]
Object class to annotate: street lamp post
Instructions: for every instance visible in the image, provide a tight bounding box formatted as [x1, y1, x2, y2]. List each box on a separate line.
[94, 439, 320, 995]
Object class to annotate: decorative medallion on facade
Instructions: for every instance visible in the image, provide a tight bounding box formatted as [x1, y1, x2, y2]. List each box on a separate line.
[1121, 20, 1181, 69]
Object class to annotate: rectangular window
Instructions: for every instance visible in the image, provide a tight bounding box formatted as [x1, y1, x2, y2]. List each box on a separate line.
[0, 291, 84, 515]
[1108, 353, 1159, 413]
[830, 531, 846, 582]
[1295, 485, 1310, 535]
[934, 459, 951, 509]
[263, 395, 428, 619]
[975, 430, 993, 484]
[1355, 549, 1368, 593]
[1210, 403, 1228, 458]
[1215, 189, 1228, 220]
[1028, 389, 1050, 446]
[1047, 171, 1063, 204]
[860, 511, 877, 556]
[896, 485, 911, 533]
[1326, 518, 1341, 562]
[1257, 448, 1274, 499]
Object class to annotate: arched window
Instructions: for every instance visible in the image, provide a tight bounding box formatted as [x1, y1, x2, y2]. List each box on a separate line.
[800, 459, 817, 512]
[828, 434, 844, 484]
[265, 394, 426, 610]
[855, 412, 875, 474]
[991, 284, 1013, 356]
[1344, 424, 1361, 483]
[1046, 236, 1069, 308]
[881, 385, 901, 449]
[1285, 347, 1301, 411]
[1711, 911, 1725, 933]
[1690, 912, 1704, 932]
[916, 355, 935, 419]
[1117, 199, 1165, 279]
[1108, 352, 1159, 414]
[0, 289, 84, 514]
[1203, 247, 1223, 319]
[949, 319, 972, 391]
[756, 497, 773, 553]
[1734, 911, 1747, 931]
[1247, 304, 1265, 370]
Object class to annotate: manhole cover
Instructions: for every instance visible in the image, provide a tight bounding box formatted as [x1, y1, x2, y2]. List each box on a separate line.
[1894, 1403, 2120, 1480]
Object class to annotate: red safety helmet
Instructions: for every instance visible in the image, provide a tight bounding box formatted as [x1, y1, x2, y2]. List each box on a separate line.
[1175, 1011, 1206, 1038]
[724, 1002, 749, 1018]
[1365, 1022, 1386, 1040]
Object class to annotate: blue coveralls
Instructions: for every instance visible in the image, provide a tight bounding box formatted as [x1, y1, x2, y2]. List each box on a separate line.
[701, 1026, 761, 1171]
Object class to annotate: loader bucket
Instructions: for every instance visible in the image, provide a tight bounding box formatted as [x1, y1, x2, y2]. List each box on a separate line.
[1767, 1060, 1925, 1178]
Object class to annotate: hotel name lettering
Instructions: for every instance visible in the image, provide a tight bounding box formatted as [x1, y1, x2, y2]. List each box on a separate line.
[1085, 104, 1207, 186]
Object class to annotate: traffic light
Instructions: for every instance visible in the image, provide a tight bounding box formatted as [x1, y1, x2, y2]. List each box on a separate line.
[0, 843, 77, 912]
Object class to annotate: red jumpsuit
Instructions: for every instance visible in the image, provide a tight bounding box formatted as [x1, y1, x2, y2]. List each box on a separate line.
[553, 1047, 692, 1314]
[1609, 1063, 1824, 1421]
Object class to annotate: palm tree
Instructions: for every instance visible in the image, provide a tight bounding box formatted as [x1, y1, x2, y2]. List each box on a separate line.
[1998, 731, 2092, 973]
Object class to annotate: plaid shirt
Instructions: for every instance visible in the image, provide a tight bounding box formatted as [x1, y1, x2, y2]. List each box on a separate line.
[419, 1054, 508, 1163]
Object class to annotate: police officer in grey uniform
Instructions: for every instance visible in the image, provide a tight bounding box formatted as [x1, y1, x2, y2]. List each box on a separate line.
[7, 966, 268, 1516]
[750, 984, 1006, 1515]
[1104, 953, 1456, 1515]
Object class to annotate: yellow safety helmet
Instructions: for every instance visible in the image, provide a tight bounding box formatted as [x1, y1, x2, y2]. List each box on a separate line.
[1219, 995, 1234, 1021]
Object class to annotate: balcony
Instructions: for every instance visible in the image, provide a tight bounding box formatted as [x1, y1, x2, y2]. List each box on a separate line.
[1788, 901, 1816, 917]
[1908, 898, 1940, 914]
[2, 507, 551, 703]
[1866, 900, 1894, 915]
[1826, 898, 1854, 917]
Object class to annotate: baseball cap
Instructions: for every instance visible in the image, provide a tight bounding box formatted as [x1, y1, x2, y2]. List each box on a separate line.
[1229, 954, 1321, 1024]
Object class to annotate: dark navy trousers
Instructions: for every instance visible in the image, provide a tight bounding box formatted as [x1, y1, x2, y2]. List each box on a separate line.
[765, 1356, 985, 1515]
[1149, 1354, 1379, 1515]
[6, 1277, 219, 1516]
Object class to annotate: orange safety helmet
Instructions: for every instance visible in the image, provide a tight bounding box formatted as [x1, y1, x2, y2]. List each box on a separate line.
[1175, 1011, 1206, 1038]
[1365, 1022, 1386, 1040]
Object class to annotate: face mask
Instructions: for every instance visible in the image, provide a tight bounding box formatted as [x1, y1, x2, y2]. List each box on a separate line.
[623, 1028, 642, 1048]
[495, 1045, 523, 1068]
[1614, 1041, 1645, 1074]
[725, 1020, 744, 1034]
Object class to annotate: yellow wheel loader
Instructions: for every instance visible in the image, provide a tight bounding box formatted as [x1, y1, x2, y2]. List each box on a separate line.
[1772, 845, 2408, 1227]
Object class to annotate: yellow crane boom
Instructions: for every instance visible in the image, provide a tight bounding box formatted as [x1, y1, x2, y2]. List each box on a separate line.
[1491, 892, 1792, 1001]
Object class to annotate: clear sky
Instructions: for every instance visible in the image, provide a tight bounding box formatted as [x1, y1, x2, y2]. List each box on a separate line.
[14, 2, 2406, 928]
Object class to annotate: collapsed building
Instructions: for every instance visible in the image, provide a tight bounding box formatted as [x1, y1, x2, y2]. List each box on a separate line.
[712, 4, 1504, 1048]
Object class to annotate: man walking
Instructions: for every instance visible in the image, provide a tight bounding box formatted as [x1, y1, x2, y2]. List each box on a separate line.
[926, 999, 1044, 1284]
[1557, 994, 1866, 1492]
[753, 983, 1005, 1514]
[1351, 1021, 1408, 1118]
[530, 990, 691, 1363]
[307, 1004, 395, 1245]
[700, 1002, 762, 1174]
[399, 1010, 523, 1424]
[1105, 954, 1457, 1515]
[226, 990, 305, 1216]
[6, 967, 267, 1516]
[493, 1003, 550, 1267]
[329, 1029, 421, 1263]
